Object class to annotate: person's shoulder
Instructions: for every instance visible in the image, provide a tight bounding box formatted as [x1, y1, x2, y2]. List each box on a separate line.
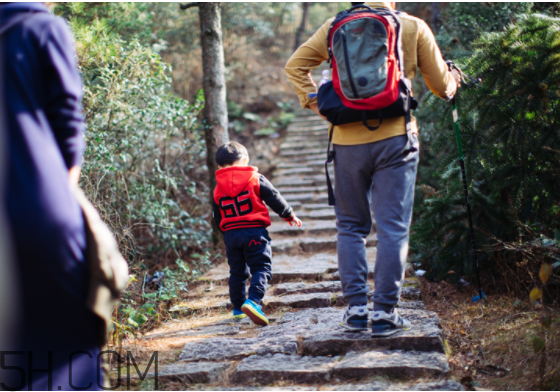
[396, 11, 430, 34]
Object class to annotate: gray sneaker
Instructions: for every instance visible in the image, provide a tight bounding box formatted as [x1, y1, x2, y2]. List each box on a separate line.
[340, 304, 369, 332]
[371, 309, 411, 337]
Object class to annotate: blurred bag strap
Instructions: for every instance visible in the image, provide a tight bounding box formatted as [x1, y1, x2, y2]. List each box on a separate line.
[0, 12, 40, 38]
[73, 186, 129, 345]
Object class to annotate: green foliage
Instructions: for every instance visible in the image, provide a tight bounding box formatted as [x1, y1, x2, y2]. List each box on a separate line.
[59, 9, 213, 267]
[411, 14, 560, 282]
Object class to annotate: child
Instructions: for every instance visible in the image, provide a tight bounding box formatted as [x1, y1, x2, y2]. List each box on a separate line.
[213, 142, 302, 325]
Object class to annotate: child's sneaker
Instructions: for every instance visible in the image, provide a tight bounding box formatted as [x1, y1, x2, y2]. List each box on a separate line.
[241, 299, 269, 326]
[233, 308, 246, 322]
[371, 309, 411, 337]
[340, 304, 369, 331]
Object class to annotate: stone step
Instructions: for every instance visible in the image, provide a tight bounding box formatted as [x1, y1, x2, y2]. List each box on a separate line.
[333, 350, 450, 379]
[271, 208, 335, 221]
[282, 193, 330, 205]
[289, 116, 325, 123]
[274, 281, 342, 296]
[273, 175, 328, 187]
[231, 354, 337, 385]
[272, 234, 377, 254]
[322, 380, 464, 391]
[230, 350, 449, 385]
[265, 292, 334, 309]
[258, 308, 444, 354]
[275, 184, 328, 194]
[179, 336, 299, 362]
[274, 153, 326, 163]
[268, 219, 337, 237]
[127, 361, 232, 383]
[280, 148, 324, 157]
[269, 253, 338, 283]
[280, 142, 327, 150]
[288, 124, 329, 132]
[276, 161, 326, 171]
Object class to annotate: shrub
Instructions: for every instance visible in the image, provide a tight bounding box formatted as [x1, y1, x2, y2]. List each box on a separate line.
[411, 14, 560, 292]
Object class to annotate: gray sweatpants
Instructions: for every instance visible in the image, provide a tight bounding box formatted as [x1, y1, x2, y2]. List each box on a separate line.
[333, 134, 419, 310]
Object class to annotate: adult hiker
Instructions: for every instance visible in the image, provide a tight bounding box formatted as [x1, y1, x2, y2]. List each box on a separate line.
[285, 2, 460, 335]
[0, 3, 103, 389]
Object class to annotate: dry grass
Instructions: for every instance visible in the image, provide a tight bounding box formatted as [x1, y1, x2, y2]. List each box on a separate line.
[420, 278, 560, 390]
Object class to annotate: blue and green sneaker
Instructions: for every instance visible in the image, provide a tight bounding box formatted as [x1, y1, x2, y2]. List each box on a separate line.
[233, 308, 246, 322]
[241, 299, 269, 326]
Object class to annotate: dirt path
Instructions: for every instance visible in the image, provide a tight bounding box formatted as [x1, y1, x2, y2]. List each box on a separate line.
[128, 110, 464, 390]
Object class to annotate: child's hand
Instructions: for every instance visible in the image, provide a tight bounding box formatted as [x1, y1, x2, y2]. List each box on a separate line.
[288, 216, 302, 227]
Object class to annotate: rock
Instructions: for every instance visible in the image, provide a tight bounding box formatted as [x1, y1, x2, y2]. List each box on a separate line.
[333, 350, 450, 379]
[266, 292, 333, 309]
[275, 185, 328, 193]
[258, 308, 444, 354]
[401, 286, 422, 301]
[179, 336, 298, 362]
[130, 361, 231, 383]
[231, 354, 338, 385]
[203, 387, 318, 391]
[396, 301, 426, 310]
[321, 380, 464, 391]
[274, 281, 342, 295]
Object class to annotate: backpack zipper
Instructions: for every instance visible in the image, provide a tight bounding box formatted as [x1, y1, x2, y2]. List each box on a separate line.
[340, 27, 359, 99]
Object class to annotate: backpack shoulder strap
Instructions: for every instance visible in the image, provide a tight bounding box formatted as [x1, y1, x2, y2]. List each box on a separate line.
[0, 12, 40, 38]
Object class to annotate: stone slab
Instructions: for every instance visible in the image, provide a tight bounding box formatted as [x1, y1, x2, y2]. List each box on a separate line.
[169, 299, 231, 312]
[266, 292, 333, 309]
[268, 220, 337, 236]
[274, 281, 342, 295]
[143, 324, 240, 340]
[231, 354, 338, 385]
[179, 336, 298, 362]
[269, 253, 338, 282]
[334, 350, 449, 379]
[272, 234, 377, 254]
[132, 361, 231, 383]
[258, 308, 443, 354]
[275, 185, 328, 193]
[401, 286, 422, 301]
[396, 301, 426, 310]
[280, 148, 324, 157]
[270, 208, 335, 221]
[322, 380, 464, 391]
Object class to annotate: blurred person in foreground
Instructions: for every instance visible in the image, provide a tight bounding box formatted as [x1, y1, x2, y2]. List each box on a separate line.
[0, 2, 103, 390]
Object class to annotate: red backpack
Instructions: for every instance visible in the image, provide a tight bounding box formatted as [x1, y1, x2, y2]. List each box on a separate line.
[317, 4, 418, 205]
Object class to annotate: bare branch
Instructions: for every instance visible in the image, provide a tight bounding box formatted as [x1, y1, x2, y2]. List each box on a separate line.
[179, 2, 199, 10]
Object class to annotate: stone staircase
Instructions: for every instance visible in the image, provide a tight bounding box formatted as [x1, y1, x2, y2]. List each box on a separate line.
[138, 110, 463, 390]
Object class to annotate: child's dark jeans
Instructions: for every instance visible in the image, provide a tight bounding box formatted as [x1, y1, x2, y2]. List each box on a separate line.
[223, 227, 272, 310]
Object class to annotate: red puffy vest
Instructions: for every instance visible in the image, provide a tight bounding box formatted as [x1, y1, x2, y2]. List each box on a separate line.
[213, 166, 271, 232]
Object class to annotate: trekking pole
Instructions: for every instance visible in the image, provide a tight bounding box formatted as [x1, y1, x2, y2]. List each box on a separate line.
[445, 61, 485, 302]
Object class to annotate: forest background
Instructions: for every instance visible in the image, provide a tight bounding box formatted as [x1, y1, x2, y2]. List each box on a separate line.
[52, 2, 560, 348]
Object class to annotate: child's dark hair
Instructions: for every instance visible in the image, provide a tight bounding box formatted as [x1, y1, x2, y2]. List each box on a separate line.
[215, 142, 248, 167]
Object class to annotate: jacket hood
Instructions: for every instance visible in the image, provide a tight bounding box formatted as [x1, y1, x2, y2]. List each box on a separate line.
[0, 3, 48, 25]
[215, 166, 260, 198]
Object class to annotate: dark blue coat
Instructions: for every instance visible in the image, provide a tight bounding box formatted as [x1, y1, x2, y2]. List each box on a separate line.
[1, 3, 101, 390]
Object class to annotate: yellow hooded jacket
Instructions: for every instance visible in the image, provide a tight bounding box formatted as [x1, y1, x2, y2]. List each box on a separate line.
[285, 1, 457, 145]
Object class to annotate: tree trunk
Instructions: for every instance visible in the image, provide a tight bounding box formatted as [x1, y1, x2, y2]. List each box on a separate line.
[198, 3, 229, 239]
[293, 2, 310, 52]
[432, 2, 441, 34]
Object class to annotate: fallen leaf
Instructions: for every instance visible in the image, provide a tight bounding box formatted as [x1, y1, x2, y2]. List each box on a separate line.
[530, 287, 542, 304]
[539, 264, 552, 284]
